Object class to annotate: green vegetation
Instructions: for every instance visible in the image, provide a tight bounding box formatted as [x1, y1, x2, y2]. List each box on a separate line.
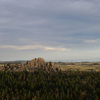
[0, 70, 100, 100]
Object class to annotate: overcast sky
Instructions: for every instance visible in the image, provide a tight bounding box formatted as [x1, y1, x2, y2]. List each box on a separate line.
[0, 0, 100, 61]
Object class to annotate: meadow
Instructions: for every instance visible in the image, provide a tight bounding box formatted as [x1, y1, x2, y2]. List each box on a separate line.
[55, 62, 100, 71]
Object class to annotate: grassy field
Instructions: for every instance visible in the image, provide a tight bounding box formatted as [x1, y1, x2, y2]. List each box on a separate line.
[0, 64, 4, 67]
[55, 62, 100, 71]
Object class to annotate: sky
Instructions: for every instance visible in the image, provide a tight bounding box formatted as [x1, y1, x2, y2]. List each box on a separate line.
[0, 0, 100, 62]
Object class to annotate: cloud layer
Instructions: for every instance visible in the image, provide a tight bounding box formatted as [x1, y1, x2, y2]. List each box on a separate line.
[0, 0, 100, 61]
[0, 44, 69, 51]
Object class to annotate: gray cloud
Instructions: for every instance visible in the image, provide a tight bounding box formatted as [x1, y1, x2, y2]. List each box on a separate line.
[0, 0, 100, 61]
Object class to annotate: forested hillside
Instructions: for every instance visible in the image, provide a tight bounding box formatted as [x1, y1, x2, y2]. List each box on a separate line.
[0, 70, 100, 100]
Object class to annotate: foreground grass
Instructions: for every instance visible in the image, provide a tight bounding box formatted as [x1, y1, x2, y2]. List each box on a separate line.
[0, 70, 100, 100]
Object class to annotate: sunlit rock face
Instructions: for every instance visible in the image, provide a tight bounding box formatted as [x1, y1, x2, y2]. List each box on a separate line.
[3, 58, 55, 72]
[26, 58, 46, 68]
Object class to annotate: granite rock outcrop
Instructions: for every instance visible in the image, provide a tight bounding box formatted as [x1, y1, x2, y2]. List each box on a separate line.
[3, 58, 55, 72]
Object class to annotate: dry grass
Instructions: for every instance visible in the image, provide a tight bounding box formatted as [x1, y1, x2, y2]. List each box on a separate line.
[0, 64, 4, 67]
[55, 62, 100, 71]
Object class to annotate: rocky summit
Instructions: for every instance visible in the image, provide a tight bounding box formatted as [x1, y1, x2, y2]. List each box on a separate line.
[2, 58, 55, 72]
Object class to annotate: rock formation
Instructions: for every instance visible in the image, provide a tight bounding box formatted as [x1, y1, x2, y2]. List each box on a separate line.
[3, 58, 55, 72]
[26, 58, 46, 68]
